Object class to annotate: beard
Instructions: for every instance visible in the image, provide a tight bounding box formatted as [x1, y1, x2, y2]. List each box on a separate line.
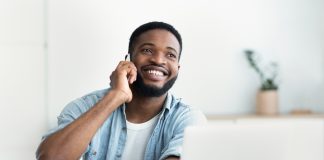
[131, 72, 178, 97]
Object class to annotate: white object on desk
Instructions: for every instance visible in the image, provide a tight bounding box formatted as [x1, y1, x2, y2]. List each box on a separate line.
[182, 119, 324, 160]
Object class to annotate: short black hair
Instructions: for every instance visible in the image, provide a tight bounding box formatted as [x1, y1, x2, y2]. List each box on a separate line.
[128, 21, 183, 59]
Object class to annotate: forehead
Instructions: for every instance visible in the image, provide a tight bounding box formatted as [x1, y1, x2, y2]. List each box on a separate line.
[134, 29, 180, 53]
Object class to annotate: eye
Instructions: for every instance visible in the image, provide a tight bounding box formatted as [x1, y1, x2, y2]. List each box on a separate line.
[141, 48, 152, 54]
[167, 52, 177, 59]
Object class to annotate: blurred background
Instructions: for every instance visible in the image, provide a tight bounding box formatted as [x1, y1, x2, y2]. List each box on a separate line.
[1, 0, 323, 159]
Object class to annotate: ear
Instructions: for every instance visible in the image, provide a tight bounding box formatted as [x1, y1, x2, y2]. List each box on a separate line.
[178, 65, 180, 70]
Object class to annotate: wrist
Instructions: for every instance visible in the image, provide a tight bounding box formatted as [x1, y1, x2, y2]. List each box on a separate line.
[109, 89, 130, 103]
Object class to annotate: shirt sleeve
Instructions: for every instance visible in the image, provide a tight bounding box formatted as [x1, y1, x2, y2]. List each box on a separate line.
[40, 98, 92, 156]
[41, 99, 88, 139]
[159, 108, 207, 160]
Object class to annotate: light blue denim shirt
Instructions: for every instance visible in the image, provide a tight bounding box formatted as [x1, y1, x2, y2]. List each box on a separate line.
[42, 88, 206, 160]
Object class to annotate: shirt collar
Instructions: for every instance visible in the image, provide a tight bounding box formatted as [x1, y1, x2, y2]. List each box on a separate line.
[159, 93, 174, 118]
[121, 92, 176, 119]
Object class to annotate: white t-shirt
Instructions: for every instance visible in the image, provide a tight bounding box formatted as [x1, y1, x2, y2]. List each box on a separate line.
[121, 109, 160, 160]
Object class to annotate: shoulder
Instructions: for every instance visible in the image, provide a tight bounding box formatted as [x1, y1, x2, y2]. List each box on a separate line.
[79, 88, 110, 105]
[168, 94, 207, 125]
[60, 88, 111, 117]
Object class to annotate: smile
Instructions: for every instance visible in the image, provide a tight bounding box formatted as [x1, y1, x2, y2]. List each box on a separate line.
[147, 70, 164, 76]
[142, 65, 169, 76]
[142, 68, 168, 81]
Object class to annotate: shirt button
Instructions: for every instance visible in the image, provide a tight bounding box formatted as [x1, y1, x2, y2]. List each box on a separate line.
[92, 151, 97, 155]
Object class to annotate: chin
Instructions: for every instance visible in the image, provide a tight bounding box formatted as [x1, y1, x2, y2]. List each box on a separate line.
[132, 72, 177, 97]
[143, 82, 165, 89]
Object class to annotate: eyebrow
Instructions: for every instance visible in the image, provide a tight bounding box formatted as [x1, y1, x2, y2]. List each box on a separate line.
[138, 43, 154, 49]
[138, 43, 179, 55]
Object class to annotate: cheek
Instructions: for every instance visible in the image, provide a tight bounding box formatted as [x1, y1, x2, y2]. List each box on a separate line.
[170, 64, 180, 75]
[132, 54, 147, 64]
[131, 57, 143, 68]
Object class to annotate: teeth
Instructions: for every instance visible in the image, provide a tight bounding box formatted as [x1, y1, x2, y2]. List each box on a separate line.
[148, 70, 163, 76]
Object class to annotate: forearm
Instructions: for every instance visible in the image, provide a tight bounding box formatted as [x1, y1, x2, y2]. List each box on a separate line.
[36, 90, 126, 160]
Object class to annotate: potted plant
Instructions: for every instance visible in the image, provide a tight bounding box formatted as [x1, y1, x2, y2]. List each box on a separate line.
[245, 50, 279, 115]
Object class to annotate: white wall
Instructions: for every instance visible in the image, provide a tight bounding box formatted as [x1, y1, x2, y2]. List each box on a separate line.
[0, 0, 47, 159]
[1, 0, 323, 159]
[48, 0, 324, 127]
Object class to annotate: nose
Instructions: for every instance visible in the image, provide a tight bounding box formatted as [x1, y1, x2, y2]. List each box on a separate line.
[149, 52, 166, 65]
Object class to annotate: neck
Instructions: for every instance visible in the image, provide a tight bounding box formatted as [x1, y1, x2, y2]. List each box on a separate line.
[125, 93, 167, 123]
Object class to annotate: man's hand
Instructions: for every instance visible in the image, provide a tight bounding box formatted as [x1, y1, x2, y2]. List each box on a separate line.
[36, 61, 138, 160]
[110, 61, 137, 103]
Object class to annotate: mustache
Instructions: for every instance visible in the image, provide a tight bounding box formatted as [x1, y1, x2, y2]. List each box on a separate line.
[142, 63, 166, 69]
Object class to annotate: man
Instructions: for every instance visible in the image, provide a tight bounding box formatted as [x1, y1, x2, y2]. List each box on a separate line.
[36, 21, 206, 160]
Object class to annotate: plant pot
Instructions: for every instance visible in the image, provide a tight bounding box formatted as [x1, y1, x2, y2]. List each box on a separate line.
[256, 90, 278, 115]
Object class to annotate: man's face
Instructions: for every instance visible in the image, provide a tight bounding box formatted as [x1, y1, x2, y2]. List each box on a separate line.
[130, 29, 181, 97]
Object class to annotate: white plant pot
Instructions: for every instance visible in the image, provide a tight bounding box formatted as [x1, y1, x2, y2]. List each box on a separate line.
[256, 90, 278, 115]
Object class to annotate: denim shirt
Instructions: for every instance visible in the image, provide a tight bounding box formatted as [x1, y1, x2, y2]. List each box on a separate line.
[42, 88, 206, 160]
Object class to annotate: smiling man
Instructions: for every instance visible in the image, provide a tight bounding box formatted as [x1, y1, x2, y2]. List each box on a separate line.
[36, 22, 206, 160]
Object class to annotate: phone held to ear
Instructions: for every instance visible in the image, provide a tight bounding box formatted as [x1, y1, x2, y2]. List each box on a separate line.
[124, 53, 130, 61]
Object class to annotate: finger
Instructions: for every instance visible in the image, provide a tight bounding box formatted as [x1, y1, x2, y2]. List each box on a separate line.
[123, 64, 136, 84]
[128, 67, 137, 84]
[114, 63, 130, 78]
[119, 62, 137, 74]
[117, 61, 133, 69]
[114, 61, 137, 84]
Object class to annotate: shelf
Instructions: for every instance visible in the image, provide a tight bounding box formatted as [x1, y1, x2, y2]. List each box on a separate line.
[206, 114, 324, 120]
